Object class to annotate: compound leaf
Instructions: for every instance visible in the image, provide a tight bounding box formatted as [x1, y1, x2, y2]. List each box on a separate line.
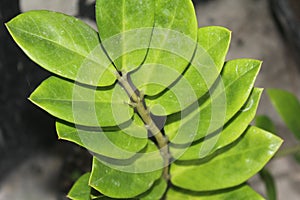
[165, 59, 262, 144]
[267, 88, 300, 139]
[29, 76, 133, 127]
[68, 173, 91, 200]
[6, 2, 283, 200]
[171, 88, 263, 161]
[89, 141, 163, 198]
[166, 185, 264, 200]
[56, 115, 147, 159]
[170, 126, 282, 191]
[6, 10, 116, 87]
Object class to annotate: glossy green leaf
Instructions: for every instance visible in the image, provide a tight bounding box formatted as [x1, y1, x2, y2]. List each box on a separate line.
[139, 177, 168, 200]
[196, 26, 232, 71]
[267, 89, 300, 139]
[165, 59, 262, 144]
[96, 0, 154, 72]
[166, 185, 264, 200]
[259, 168, 277, 200]
[256, 115, 276, 134]
[89, 141, 163, 198]
[130, 0, 198, 96]
[6, 10, 116, 86]
[170, 126, 282, 191]
[29, 76, 132, 127]
[70, 173, 167, 200]
[68, 173, 91, 200]
[56, 116, 147, 159]
[145, 26, 231, 115]
[170, 88, 263, 161]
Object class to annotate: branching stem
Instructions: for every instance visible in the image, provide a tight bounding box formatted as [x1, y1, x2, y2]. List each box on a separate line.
[117, 73, 170, 180]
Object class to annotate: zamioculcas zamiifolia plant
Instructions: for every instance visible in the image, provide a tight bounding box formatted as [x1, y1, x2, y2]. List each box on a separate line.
[6, 0, 283, 199]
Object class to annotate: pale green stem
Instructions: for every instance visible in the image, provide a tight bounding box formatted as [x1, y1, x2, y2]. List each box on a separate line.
[117, 73, 170, 180]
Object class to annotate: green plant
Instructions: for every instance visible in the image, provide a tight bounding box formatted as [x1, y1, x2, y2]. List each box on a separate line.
[6, 0, 282, 199]
[267, 89, 300, 140]
[255, 89, 300, 200]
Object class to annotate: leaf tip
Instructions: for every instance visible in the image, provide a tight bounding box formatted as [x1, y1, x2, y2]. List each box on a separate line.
[4, 21, 13, 35]
[27, 95, 35, 103]
[255, 87, 264, 93]
[4, 22, 9, 28]
[27, 94, 41, 108]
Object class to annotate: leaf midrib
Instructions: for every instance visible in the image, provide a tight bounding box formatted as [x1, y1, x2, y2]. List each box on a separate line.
[150, 0, 186, 64]
[121, 0, 126, 68]
[30, 98, 123, 104]
[9, 26, 105, 66]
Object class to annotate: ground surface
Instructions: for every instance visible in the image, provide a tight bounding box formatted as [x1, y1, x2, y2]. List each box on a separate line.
[0, 0, 300, 199]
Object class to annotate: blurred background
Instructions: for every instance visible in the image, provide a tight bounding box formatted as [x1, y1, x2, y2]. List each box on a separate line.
[0, 0, 299, 199]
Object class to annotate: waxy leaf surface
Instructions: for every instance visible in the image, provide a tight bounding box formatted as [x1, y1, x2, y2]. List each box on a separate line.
[56, 116, 147, 159]
[69, 174, 167, 200]
[145, 26, 231, 115]
[30, 76, 132, 127]
[130, 0, 198, 96]
[90, 141, 163, 198]
[68, 173, 91, 200]
[166, 185, 264, 200]
[6, 10, 116, 86]
[5, 1, 283, 199]
[165, 59, 261, 144]
[171, 88, 263, 160]
[139, 177, 168, 200]
[170, 126, 282, 191]
[96, 0, 154, 72]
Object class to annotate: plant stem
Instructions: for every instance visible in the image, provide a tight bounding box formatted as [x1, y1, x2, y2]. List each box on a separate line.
[117, 73, 170, 180]
[274, 144, 300, 158]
